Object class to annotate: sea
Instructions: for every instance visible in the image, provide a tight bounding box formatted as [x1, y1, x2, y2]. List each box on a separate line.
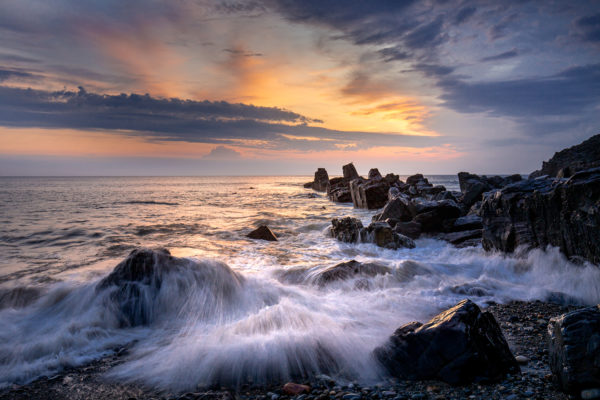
[1, 176, 599, 390]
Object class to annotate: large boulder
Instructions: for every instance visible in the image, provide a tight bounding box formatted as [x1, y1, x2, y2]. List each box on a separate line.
[330, 217, 363, 243]
[458, 172, 523, 208]
[373, 195, 414, 223]
[310, 168, 329, 192]
[315, 260, 391, 285]
[548, 306, 600, 394]
[412, 199, 461, 232]
[530, 134, 600, 178]
[374, 299, 519, 384]
[481, 168, 600, 263]
[247, 225, 278, 241]
[349, 178, 390, 209]
[343, 162, 359, 180]
[362, 222, 416, 249]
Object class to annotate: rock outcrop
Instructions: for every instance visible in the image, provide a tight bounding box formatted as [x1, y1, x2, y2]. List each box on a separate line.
[548, 305, 600, 394]
[315, 260, 391, 285]
[374, 299, 520, 384]
[530, 133, 600, 178]
[310, 168, 330, 192]
[349, 178, 390, 209]
[329, 217, 415, 249]
[247, 225, 278, 241]
[481, 168, 600, 263]
[457, 172, 522, 208]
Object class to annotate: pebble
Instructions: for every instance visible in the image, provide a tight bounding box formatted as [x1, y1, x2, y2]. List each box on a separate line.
[515, 355, 530, 364]
[382, 391, 397, 396]
[342, 394, 360, 400]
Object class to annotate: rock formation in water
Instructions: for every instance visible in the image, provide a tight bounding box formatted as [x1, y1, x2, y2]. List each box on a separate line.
[330, 217, 415, 249]
[480, 168, 600, 263]
[548, 305, 600, 394]
[303, 168, 329, 192]
[314, 260, 391, 286]
[374, 299, 520, 384]
[247, 225, 278, 241]
[530, 133, 600, 178]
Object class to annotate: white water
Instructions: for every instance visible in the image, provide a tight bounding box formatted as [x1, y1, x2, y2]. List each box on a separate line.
[0, 176, 599, 391]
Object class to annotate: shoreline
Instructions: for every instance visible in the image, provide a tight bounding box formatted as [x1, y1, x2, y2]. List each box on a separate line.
[0, 300, 581, 400]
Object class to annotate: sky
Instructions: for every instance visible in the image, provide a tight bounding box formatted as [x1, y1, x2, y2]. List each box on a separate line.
[0, 0, 598, 176]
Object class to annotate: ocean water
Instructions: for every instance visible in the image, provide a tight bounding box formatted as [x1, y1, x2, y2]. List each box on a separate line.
[1, 176, 599, 390]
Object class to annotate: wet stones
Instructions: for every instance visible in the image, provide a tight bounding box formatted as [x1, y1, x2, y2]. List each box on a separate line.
[374, 299, 520, 385]
[315, 260, 391, 285]
[547, 305, 600, 394]
[247, 225, 278, 241]
[329, 218, 415, 249]
[330, 217, 363, 243]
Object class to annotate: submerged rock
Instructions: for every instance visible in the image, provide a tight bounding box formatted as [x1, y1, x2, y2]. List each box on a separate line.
[330, 217, 363, 243]
[315, 260, 391, 285]
[548, 305, 600, 394]
[247, 225, 278, 241]
[481, 167, 600, 263]
[374, 299, 519, 384]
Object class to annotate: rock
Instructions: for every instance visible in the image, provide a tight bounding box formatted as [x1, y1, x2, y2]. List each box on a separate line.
[452, 215, 483, 232]
[283, 383, 311, 396]
[343, 163, 359, 180]
[247, 225, 278, 241]
[350, 178, 390, 209]
[369, 168, 383, 180]
[458, 172, 523, 208]
[548, 305, 600, 394]
[515, 355, 529, 364]
[582, 388, 600, 400]
[393, 221, 422, 240]
[373, 195, 414, 223]
[311, 168, 330, 192]
[329, 186, 352, 203]
[439, 229, 482, 245]
[374, 299, 519, 384]
[481, 168, 600, 263]
[433, 190, 456, 202]
[406, 174, 425, 186]
[330, 217, 363, 243]
[98, 248, 173, 289]
[412, 200, 461, 233]
[362, 222, 416, 249]
[529, 134, 600, 178]
[315, 260, 391, 285]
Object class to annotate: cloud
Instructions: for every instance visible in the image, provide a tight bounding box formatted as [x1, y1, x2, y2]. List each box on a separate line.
[202, 145, 243, 160]
[480, 49, 519, 62]
[573, 13, 600, 44]
[0, 85, 436, 151]
[0, 67, 37, 82]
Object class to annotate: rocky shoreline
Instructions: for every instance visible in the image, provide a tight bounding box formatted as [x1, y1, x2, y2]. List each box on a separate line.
[0, 301, 583, 400]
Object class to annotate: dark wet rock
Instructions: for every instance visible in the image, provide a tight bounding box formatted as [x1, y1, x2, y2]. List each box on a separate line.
[315, 260, 391, 285]
[433, 190, 457, 202]
[452, 215, 483, 232]
[420, 185, 446, 197]
[481, 167, 600, 263]
[530, 134, 600, 178]
[406, 174, 425, 186]
[283, 383, 311, 395]
[412, 200, 461, 233]
[98, 248, 173, 289]
[343, 163, 359, 180]
[374, 299, 520, 385]
[328, 185, 352, 203]
[303, 181, 313, 188]
[384, 173, 401, 186]
[247, 225, 278, 241]
[439, 229, 482, 246]
[309, 168, 330, 192]
[548, 305, 600, 394]
[393, 221, 422, 240]
[458, 172, 523, 209]
[330, 217, 363, 243]
[368, 168, 383, 180]
[349, 178, 390, 209]
[362, 222, 416, 249]
[467, 201, 482, 216]
[373, 195, 413, 223]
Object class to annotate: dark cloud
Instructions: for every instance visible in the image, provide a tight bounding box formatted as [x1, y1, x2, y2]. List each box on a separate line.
[573, 13, 600, 43]
[222, 48, 264, 57]
[454, 6, 477, 24]
[480, 49, 519, 62]
[377, 47, 410, 62]
[413, 63, 455, 78]
[439, 64, 600, 119]
[0, 85, 434, 151]
[202, 146, 243, 160]
[0, 68, 36, 82]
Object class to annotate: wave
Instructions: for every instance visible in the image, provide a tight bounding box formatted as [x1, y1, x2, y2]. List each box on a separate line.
[1, 245, 599, 391]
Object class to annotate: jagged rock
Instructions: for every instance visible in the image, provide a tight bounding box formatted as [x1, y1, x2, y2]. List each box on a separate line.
[328, 186, 352, 203]
[548, 306, 600, 394]
[434, 191, 457, 202]
[98, 248, 173, 289]
[530, 134, 600, 178]
[412, 199, 461, 232]
[458, 172, 523, 208]
[310, 168, 329, 192]
[368, 168, 383, 180]
[330, 217, 363, 243]
[439, 229, 482, 245]
[247, 225, 278, 241]
[481, 168, 600, 263]
[315, 260, 391, 285]
[349, 178, 390, 209]
[406, 174, 425, 185]
[374, 299, 519, 384]
[343, 162, 359, 180]
[362, 222, 416, 249]
[452, 215, 483, 232]
[393, 221, 422, 240]
[384, 173, 401, 186]
[373, 195, 413, 223]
